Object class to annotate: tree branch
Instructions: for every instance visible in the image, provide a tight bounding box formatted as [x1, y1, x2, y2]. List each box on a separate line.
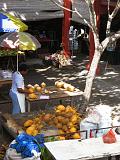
[85, 0, 97, 34]
[102, 30, 120, 52]
[51, 0, 92, 29]
[106, 0, 120, 36]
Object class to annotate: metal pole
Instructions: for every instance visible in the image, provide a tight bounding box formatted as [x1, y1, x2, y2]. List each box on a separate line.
[17, 52, 18, 71]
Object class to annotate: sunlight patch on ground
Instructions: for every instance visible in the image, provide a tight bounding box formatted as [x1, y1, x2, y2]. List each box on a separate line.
[35, 66, 51, 72]
[62, 77, 70, 81]
[97, 74, 119, 79]
[97, 76, 110, 79]
[58, 73, 71, 76]
[113, 89, 120, 92]
[109, 95, 116, 97]
[46, 77, 57, 80]
[67, 77, 78, 80]
[104, 71, 119, 75]
[77, 70, 88, 77]
[100, 90, 111, 93]
[92, 93, 107, 96]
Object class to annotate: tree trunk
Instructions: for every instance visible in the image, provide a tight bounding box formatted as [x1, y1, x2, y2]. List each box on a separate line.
[80, 43, 102, 116]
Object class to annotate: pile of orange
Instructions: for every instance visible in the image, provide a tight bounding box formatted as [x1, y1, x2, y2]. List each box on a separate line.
[52, 105, 81, 140]
[23, 104, 81, 140]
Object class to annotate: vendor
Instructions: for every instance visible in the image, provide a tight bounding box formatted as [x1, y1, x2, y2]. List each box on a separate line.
[9, 63, 29, 114]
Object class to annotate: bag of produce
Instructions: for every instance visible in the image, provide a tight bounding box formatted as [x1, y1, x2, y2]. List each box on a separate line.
[102, 129, 116, 144]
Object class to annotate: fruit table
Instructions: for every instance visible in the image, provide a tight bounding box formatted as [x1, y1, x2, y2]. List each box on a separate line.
[26, 86, 83, 112]
[0, 74, 12, 104]
[0, 76, 12, 87]
[0, 70, 12, 86]
[45, 137, 120, 160]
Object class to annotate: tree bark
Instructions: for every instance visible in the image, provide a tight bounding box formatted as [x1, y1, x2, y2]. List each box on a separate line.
[80, 38, 102, 116]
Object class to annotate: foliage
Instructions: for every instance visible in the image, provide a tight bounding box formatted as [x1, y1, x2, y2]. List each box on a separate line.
[40, 147, 54, 160]
[0, 49, 24, 57]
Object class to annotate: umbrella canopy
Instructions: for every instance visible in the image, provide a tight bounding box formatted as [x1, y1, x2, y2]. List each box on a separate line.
[0, 32, 41, 50]
[0, 12, 28, 32]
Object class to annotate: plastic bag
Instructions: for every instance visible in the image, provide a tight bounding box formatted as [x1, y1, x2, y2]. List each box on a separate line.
[102, 129, 116, 144]
[80, 119, 98, 139]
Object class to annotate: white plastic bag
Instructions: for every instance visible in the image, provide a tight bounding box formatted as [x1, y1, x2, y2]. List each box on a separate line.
[4, 148, 41, 160]
[80, 118, 98, 139]
[80, 105, 112, 139]
[95, 105, 112, 137]
[4, 140, 41, 160]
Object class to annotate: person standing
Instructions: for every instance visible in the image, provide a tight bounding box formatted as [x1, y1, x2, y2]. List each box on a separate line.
[9, 63, 29, 114]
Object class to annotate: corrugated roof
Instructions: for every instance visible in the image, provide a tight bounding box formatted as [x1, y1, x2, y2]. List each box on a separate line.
[0, 0, 64, 21]
[0, 0, 119, 26]
[0, 0, 90, 25]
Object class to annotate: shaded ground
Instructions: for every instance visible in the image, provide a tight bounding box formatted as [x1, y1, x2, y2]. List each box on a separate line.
[0, 54, 120, 159]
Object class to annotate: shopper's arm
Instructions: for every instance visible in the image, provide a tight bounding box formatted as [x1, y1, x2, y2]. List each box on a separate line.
[17, 88, 30, 94]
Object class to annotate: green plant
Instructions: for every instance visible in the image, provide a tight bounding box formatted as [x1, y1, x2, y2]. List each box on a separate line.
[0, 49, 24, 57]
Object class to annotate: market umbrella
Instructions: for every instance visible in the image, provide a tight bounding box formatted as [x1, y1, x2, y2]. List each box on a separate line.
[0, 32, 41, 70]
[0, 12, 28, 32]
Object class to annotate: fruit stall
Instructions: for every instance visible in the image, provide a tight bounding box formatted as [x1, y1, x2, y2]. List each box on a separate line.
[2, 110, 120, 160]
[2, 81, 120, 160]
[0, 103, 84, 159]
[25, 81, 83, 112]
[0, 104, 82, 139]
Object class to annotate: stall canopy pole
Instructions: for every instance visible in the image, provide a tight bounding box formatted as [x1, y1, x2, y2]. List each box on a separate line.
[62, 0, 72, 57]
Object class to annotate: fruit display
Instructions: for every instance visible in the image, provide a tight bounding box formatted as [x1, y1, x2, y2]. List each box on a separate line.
[34, 84, 40, 88]
[55, 81, 76, 92]
[23, 104, 81, 140]
[41, 82, 46, 88]
[26, 81, 78, 100]
[23, 112, 53, 136]
[36, 86, 42, 92]
[28, 93, 38, 99]
[26, 82, 48, 99]
[28, 87, 35, 94]
[55, 81, 64, 88]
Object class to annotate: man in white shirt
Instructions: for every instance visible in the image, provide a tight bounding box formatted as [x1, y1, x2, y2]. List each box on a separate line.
[9, 64, 29, 114]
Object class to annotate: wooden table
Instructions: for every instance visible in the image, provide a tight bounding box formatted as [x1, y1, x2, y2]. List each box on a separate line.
[26, 86, 83, 112]
[0, 76, 12, 86]
[45, 137, 120, 160]
[0, 76, 12, 104]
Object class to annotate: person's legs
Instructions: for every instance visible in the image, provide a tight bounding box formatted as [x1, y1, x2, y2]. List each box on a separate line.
[9, 90, 21, 114]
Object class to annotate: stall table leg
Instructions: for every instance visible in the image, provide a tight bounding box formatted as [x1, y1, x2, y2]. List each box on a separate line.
[27, 101, 31, 112]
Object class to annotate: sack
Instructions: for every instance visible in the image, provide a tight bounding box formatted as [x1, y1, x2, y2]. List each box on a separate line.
[4, 148, 41, 160]
[102, 129, 116, 144]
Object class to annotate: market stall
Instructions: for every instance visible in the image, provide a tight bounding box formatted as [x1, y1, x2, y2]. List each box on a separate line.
[0, 103, 82, 139]
[25, 81, 83, 112]
[2, 110, 120, 160]
[0, 70, 12, 104]
[0, 70, 12, 86]
[1, 103, 120, 160]
[26, 85, 83, 112]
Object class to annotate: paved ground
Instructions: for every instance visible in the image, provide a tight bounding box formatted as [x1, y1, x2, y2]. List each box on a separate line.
[0, 54, 120, 159]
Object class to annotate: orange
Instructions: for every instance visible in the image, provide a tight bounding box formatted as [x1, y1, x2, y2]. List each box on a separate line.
[69, 127, 77, 133]
[72, 133, 81, 139]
